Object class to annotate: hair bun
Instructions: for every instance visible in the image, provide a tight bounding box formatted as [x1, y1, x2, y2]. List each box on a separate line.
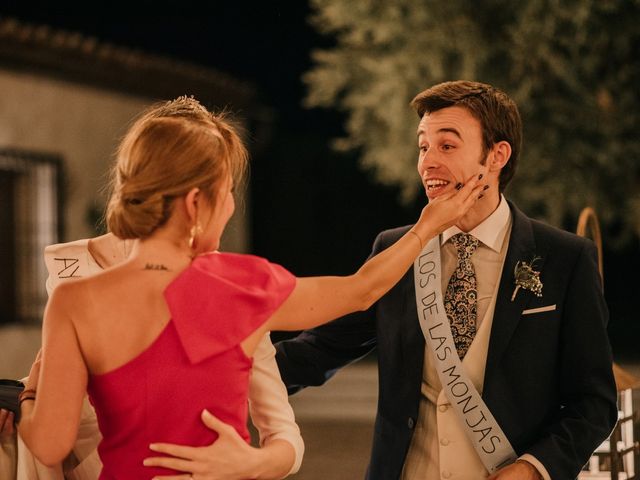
[105, 98, 248, 241]
[107, 191, 167, 239]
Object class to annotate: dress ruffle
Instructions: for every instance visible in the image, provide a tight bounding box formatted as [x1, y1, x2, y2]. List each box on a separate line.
[164, 252, 296, 364]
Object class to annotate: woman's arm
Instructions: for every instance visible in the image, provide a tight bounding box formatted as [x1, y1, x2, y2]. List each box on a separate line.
[268, 176, 483, 332]
[17, 285, 88, 467]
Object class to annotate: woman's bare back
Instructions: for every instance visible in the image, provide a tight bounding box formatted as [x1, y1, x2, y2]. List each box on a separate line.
[63, 260, 186, 376]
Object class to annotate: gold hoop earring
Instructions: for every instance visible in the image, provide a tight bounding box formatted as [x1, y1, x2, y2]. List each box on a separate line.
[188, 223, 203, 250]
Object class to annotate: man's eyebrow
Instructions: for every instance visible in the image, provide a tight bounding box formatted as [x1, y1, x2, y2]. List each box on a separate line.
[437, 127, 462, 139]
[416, 127, 463, 139]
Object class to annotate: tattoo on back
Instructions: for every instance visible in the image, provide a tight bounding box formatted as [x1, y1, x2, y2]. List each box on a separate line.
[144, 263, 169, 271]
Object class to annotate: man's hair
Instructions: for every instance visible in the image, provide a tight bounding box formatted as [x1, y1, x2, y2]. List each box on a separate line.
[411, 80, 522, 191]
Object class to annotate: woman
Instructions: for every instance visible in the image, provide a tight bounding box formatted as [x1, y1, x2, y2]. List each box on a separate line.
[3, 97, 303, 480]
[17, 97, 483, 478]
[3, 233, 304, 480]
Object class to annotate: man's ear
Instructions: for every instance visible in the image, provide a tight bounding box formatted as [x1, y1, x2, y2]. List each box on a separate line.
[184, 188, 200, 224]
[488, 141, 512, 172]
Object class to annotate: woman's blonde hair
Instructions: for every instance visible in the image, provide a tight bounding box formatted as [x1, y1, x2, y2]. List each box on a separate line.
[106, 97, 247, 239]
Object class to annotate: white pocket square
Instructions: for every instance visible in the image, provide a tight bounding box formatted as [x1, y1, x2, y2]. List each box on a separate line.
[522, 304, 556, 315]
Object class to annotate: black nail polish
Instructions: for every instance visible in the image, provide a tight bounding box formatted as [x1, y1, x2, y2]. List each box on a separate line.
[483, 185, 489, 190]
[455, 182, 463, 190]
[478, 194, 484, 199]
[478, 174, 483, 180]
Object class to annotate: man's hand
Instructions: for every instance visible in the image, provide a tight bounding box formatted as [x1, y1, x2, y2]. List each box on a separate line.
[143, 409, 263, 480]
[488, 460, 543, 480]
[0, 409, 15, 441]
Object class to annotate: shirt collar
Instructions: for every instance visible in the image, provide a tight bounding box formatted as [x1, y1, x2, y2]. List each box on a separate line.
[441, 194, 511, 253]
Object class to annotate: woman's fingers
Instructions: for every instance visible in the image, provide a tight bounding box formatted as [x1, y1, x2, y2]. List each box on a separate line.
[456, 173, 482, 199]
[462, 185, 487, 211]
[449, 173, 487, 212]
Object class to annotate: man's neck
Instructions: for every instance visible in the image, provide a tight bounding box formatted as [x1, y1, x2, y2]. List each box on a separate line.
[455, 193, 501, 232]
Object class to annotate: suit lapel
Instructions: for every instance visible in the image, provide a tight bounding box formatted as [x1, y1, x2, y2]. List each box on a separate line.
[484, 202, 544, 378]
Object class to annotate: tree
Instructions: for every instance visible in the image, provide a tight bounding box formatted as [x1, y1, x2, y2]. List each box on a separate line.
[304, 0, 640, 246]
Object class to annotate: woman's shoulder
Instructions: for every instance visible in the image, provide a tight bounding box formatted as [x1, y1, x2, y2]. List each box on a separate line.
[192, 251, 277, 269]
[190, 252, 293, 285]
[165, 253, 296, 364]
[45, 272, 90, 320]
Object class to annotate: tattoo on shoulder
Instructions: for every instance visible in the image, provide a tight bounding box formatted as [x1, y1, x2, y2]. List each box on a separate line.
[144, 263, 169, 271]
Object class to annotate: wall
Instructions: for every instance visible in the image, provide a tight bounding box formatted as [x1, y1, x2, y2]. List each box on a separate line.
[0, 67, 249, 377]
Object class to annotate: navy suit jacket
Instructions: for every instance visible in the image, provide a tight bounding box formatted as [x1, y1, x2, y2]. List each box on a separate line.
[276, 202, 617, 479]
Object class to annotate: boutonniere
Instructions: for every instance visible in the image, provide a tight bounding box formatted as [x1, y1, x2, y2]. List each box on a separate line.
[511, 256, 543, 301]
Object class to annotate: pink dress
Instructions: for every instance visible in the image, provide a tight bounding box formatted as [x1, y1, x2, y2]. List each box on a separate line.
[86, 252, 296, 479]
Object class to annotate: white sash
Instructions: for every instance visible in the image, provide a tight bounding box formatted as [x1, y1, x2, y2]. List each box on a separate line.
[413, 235, 517, 473]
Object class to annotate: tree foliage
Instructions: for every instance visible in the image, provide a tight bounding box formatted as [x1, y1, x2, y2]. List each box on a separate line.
[304, 0, 640, 246]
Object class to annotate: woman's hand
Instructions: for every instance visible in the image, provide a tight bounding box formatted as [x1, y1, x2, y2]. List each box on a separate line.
[413, 173, 486, 242]
[144, 410, 266, 480]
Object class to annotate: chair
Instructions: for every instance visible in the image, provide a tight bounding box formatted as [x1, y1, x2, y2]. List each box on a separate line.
[576, 207, 640, 479]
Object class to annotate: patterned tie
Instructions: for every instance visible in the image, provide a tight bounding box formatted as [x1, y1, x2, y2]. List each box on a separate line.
[444, 233, 479, 360]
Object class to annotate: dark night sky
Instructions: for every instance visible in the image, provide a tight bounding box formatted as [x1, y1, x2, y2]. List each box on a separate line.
[1, 2, 637, 358]
[0, 1, 421, 273]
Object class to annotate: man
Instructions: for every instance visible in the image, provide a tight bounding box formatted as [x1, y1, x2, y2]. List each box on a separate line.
[276, 80, 617, 479]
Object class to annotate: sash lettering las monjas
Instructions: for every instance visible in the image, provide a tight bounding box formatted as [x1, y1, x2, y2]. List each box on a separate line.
[413, 236, 516, 473]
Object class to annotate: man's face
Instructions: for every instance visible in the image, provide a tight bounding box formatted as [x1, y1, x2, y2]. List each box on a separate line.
[417, 106, 488, 200]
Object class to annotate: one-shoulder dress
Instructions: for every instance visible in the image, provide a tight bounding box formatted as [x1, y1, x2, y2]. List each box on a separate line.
[86, 252, 296, 479]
